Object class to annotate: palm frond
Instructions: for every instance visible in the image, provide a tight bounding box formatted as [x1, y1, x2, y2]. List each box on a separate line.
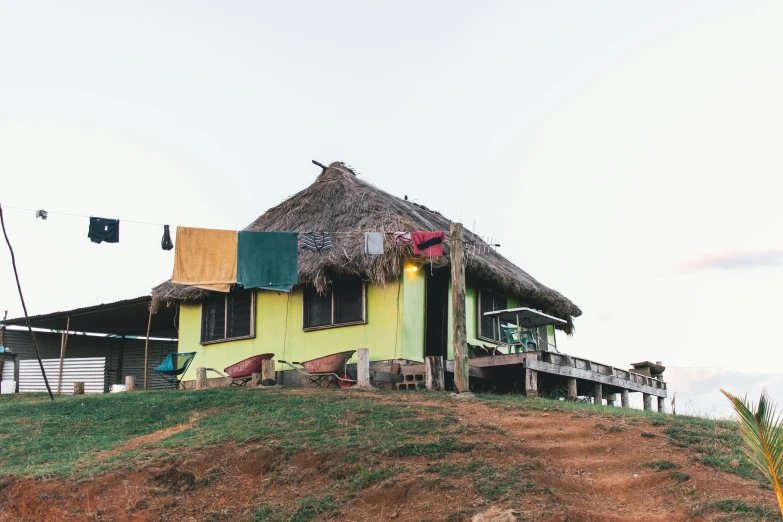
[721, 388, 783, 517]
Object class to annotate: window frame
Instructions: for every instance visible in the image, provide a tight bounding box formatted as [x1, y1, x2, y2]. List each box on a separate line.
[477, 288, 509, 343]
[200, 289, 256, 345]
[302, 279, 367, 331]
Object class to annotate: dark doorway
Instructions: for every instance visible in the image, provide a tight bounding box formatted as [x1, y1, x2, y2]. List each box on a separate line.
[425, 267, 450, 358]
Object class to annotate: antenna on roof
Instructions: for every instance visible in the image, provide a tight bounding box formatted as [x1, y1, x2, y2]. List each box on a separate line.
[312, 160, 328, 169]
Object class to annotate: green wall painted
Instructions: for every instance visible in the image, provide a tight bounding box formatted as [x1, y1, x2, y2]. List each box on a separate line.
[178, 279, 404, 381]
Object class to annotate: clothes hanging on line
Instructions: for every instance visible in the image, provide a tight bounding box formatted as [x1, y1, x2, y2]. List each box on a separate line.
[392, 231, 411, 246]
[35, 210, 48, 220]
[411, 231, 444, 257]
[88, 217, 120, 244]
[161, 225, 173, 251]
[171, 227, 237, 292]
[300, 233, 333, 253]
[364, 232, 384, 255]
[237, 231, 298, 292]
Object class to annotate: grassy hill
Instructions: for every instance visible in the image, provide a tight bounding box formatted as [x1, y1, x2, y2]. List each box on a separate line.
[0, 388, 778, 521]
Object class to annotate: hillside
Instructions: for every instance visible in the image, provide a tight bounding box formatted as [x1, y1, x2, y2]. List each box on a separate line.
[0, 388, 777, 521]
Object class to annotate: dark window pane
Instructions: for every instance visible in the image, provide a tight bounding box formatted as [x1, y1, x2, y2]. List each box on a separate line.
[335, 278, 364, 324]
[201, 294, 226, 342]
[479, 290, 507, 341]
[306, 288, 332, 327]
[228, 288, 253, 338]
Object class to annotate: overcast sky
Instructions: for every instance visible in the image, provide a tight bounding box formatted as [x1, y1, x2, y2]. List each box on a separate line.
[1, 1, 781, 416]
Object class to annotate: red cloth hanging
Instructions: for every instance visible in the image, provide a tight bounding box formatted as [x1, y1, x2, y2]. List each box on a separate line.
[411, 231, 444, 257]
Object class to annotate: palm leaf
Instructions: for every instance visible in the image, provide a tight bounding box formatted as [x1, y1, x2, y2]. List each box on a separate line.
[722, 389, 783, 517]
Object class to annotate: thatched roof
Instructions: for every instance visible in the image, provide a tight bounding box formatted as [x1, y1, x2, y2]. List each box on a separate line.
[152, 162, 581, 332]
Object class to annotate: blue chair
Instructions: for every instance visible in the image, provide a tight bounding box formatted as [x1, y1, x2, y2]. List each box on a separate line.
[154, 352, 197, 389]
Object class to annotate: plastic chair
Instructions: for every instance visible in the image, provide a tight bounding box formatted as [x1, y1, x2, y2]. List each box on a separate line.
[519, 330, 538, 352]
[500, 325, 522, 353]
[154, 352, 197, 389]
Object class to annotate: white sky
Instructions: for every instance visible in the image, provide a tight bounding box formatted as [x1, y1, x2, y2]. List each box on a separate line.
[2, 1, 782, 415]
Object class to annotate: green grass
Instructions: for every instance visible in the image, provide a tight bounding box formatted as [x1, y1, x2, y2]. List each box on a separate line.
[0, 389, 474, 478]
[645, 460, 677, 471]
[670, 471, 690, 483]
[693, 499, 779, 520]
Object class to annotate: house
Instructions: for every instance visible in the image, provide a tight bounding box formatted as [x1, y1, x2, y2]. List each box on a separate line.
[151, 162, 582, 388]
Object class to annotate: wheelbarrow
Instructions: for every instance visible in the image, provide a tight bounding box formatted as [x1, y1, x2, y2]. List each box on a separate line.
[279, 350, 357, 388]
[207, 353, 274, 386]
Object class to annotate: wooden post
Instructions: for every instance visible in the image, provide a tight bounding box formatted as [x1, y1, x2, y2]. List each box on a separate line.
[357, 348, 373, 389]
[643, 393, 652, 411]
[251, 373, 262, 387]
[607, 393, 616, 407]
[116, 335, 126, 385]
[143, 304, 153, 390]
[621, 389, 630, 408]
[261, 359, 275, 382]
[525, 368, 538, 397]
[425, 356, 445, 391]
[450, 223, 469, 393]
[125, 375, 136, 391]
[567, 377, 577, 401]
[73, 382, 84, 395]
[57, 315, 70, 394]
[195, 367, 207, 390]
[657, 396, 666, 413]
[593, 383, 602, 405]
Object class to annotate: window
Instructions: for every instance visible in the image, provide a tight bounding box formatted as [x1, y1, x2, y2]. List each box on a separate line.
[304, 278, 366, 329]
[201, 288, 255, 343]
[478, 289, 508, 342]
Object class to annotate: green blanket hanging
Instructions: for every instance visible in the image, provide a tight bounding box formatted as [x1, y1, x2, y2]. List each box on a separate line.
[237, 231, 298, 292]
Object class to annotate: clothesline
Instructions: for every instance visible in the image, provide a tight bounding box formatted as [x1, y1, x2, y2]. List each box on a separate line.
[0, 205, 500, 246]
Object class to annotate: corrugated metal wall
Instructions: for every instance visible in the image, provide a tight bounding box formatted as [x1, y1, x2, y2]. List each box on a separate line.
[8, 358, 106, 394]
[0, 330, 176, 392]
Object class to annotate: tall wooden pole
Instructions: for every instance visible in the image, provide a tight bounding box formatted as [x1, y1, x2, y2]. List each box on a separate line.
[143, 305, 153, 390]
[450, 223, 469, 393]
[0, 204, 54, 400]
[57, 315, 70, 394]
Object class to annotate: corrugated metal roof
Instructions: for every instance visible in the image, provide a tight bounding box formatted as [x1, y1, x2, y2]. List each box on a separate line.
[0, 296, 178, 338]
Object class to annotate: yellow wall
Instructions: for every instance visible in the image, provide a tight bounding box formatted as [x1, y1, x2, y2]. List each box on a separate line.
[176, 266, 560, 382]
[179, 279, 404, 382]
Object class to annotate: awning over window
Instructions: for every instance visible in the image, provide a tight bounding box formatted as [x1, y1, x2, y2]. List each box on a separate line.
[483, 307, 567, 328]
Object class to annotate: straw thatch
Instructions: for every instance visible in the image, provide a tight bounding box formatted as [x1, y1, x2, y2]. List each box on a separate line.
[152, 162, 581, 332]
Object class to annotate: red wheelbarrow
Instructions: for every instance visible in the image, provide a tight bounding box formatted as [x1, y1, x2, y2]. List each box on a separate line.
[279, 350, 357, 388]
[207, 353, 274, 386]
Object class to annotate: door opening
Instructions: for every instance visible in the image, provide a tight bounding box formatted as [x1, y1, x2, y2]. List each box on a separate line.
[425, 267, 449, 358]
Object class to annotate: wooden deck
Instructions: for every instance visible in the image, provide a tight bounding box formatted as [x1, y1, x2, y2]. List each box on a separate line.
[400, 350, 668, 410]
